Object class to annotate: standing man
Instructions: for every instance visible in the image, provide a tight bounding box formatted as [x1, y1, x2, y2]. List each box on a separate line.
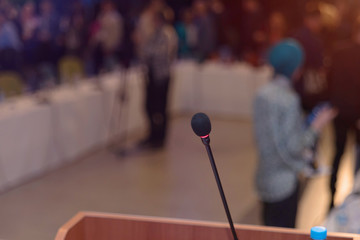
[140, 12, 178, 149]
[253, 39, 336, 228]
[328, 18, 360, 210]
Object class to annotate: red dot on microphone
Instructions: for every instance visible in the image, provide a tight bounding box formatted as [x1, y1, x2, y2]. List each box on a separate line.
[200, 135, 209, 139]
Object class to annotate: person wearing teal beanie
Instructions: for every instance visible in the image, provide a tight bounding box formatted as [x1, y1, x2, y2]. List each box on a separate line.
[268, 39, 304, 79]
[253, 39, 337, 227]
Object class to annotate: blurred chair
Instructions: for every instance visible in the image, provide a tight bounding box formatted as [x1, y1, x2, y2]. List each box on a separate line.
[0, 71, 24, 98]
[58, 56, 84, 84]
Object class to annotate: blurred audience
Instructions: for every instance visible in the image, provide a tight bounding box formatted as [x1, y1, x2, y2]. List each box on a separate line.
[0, 0, 360, 99]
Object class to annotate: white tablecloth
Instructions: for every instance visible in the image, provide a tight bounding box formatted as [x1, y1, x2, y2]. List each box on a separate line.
[171, 60, 271, 117]
[0, 61, 271, 192]
[0, 69, 146, 191]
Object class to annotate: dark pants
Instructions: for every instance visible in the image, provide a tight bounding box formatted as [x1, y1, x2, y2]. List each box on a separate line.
[0, 48, 22, 72]
[263, 184, 299, 228]
[330, 118, 360, 209]
[36, 41, 61, 85]
[94, 44, 118, 74]
[94, 44, 105, 75]
[145, 69, 170, 146]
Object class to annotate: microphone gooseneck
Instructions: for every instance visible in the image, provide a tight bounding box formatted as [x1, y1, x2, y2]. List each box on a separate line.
[191, 113, 239, 240]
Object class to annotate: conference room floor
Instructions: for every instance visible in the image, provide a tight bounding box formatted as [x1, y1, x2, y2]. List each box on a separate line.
[0, 115, 354, 240]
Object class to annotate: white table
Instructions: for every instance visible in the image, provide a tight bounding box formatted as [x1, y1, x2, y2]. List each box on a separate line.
[0, 61, 271, 192]
[0, 69, 146, 192]
[171, 60, 272, 117]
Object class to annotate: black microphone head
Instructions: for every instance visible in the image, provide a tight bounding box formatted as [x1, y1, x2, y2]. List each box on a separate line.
[191, 112, 212, 137]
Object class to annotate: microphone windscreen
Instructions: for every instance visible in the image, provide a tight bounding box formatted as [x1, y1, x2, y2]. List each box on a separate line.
[191, 113, 212, 137]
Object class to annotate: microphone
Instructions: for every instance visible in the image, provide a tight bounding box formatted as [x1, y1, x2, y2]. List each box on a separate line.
[191, 113, 239, 240]
[191, 112, 211, 142]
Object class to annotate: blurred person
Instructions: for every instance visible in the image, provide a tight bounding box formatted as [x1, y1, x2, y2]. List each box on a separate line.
[0, 0, 8, 10]
[139, 12, 178, 149]
[175, 8, 197, 58]
[210, 0, 237, 61]
[267, 11, 287, 46]
[162, 4, 175, 23]
[134, 0, 166, 58]
[210, 0, 243, 59]
[0, 10, 22, 72]
[56, 9, 87, 83]
[0, 0, 16, 20]
[81, 0, 101, 8]
[327, 17, 360, 210]
[254, 39, 337, 228]
[8, 2, 18, 20]
[259, 0, 305, 30]
[209, 0, 224, 47]
[258, 11, 288, 64]
[293, 2, 327, 112]
[0, 0, 22, 47]
[117, 14, 135, 70]
[316, 1, 343, 57]
[36, 0, 60, 84]
[70, 0, 85, 14]
[192, 0, 216, 62]
[20, 1, 38, 46]
[92, 0, 123, 73]
[20, 1, 40, 91]
[64, 11, 87, 57]
[239, 0, 265, 65]
[86, 4, 101, 76]
[321, 0, 358, 56]
[333, 0, 353, 43]
[37, 0, 60, 56]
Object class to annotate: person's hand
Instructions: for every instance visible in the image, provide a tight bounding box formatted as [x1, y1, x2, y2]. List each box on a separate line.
[311, 106, 338, 132]
[302, 164, 316, 178]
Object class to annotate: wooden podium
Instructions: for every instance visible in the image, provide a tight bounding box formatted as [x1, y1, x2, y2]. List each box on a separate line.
[55, 212, 360, 240]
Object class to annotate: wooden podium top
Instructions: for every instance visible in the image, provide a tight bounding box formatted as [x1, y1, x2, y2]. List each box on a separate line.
[55, 211, 360, 240]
